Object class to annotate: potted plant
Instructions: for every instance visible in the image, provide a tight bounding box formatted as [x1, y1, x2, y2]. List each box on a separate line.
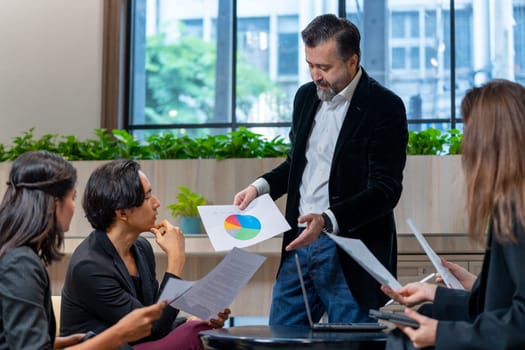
[167, 186, 208, 234]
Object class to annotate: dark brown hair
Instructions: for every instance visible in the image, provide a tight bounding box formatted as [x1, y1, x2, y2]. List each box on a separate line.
[461, 79, 525, 243]
[0, 151, 77, 264]
[301, 13, 361, 63]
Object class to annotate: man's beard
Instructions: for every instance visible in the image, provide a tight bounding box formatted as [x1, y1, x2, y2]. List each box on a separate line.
[315, 82, 337, 101]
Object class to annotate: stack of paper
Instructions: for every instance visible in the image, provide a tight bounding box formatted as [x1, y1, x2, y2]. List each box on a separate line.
[158, 247, 266, 320]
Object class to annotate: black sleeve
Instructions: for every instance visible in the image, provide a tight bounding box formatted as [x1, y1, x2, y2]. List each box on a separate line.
[435, 228, 525, 349]
[0, 249, 54, 350]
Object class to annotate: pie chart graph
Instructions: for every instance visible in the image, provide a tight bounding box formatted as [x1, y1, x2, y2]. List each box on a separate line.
[224, 214, 261, 240]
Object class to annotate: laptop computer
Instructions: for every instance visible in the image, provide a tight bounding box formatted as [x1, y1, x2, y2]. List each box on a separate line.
[295, 253, 386, 331]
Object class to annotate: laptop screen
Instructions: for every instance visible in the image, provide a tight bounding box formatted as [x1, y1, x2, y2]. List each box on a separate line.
[295, 253, 315, 327]
[293, 253, 387, 332]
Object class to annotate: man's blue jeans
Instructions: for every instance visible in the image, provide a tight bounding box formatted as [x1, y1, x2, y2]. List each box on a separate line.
[269, 233, 373, 326]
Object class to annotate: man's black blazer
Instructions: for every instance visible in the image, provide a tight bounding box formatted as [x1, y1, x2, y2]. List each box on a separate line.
[60, 230, 179, 343]
[262, 68, 408, 310]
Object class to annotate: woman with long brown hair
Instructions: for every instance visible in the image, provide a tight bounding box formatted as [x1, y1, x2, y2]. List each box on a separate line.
[381, 79, 525, 349]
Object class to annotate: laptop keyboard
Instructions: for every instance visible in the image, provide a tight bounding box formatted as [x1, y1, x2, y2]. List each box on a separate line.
[313, 323, 385, 331]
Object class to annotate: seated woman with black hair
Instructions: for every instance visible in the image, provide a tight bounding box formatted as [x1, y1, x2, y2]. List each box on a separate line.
[60, 159, 229, 350]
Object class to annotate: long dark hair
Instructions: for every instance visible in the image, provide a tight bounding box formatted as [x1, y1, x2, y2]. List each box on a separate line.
[0, 151, 77, 265]
[461, 79, 525, 243]
[83, 159, 144, 231]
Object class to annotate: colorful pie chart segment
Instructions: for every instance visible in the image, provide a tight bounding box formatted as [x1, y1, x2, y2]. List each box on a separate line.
[224, 214, 262, 240]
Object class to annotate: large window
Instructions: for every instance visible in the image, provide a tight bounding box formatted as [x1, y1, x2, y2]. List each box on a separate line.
[123, 0, 525, 138]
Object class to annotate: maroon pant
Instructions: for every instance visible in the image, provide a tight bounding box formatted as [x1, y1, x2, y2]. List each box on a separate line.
[133, 320, 210, 350]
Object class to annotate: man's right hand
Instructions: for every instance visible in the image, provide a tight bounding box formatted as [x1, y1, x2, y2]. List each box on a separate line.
[233, 185, 258, 210]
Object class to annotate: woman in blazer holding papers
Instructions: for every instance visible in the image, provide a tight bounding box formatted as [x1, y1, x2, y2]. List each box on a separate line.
[381, 79, 525, 350]
[60, 159, 229, 350]
[0, 151, 167, 350]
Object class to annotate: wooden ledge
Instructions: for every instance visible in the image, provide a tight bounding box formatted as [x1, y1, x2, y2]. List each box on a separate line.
[62, 232, 484, 256]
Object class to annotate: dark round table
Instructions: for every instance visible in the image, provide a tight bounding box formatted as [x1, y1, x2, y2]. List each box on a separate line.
[200, 325, 388, 350]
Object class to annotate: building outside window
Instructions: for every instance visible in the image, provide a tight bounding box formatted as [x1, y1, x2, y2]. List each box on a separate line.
[126, 0, 525, 139]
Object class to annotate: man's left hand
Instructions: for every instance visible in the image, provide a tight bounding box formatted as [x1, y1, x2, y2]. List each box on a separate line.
[285, 213, 324, 251]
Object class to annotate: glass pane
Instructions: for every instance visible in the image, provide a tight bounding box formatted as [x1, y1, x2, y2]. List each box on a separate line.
[392, 48, 405, 69]
[455, 0, 525, 116]
[408, 123, 452, 132]
[235, 0, 337, 139]
[391, 12, 405, 38]
[346, 0, 458, 130]
[410, 47, 420, 69]
[130, 0, 219, 128]
[126, 0, 525, 137]
[133, 128, 231, 141]
[516, 4, 525, 85]
[277, 16, 299, 76]
[425, 46, 437, 69]
[409, 11, 419, 37]
[424, 10, 436, 38]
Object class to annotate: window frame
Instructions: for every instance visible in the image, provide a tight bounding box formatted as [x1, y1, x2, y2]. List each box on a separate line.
[103, 0, 466, 134]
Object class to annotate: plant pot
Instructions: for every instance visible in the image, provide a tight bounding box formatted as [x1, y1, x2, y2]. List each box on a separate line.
[180, 216, 203, 234]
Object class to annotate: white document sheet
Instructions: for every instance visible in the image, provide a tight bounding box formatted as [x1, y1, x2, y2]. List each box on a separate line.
[157, 247, 266, 320]
[406, 218, 465, 290]
[198, 194, 290, 251]
[326, 233, 402, 290]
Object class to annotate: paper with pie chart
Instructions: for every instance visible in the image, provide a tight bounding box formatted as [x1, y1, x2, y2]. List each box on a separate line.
[198, 194, 291, 251]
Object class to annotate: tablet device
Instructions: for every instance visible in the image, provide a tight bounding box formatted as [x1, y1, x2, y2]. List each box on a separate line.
[369, 309, 420, 329]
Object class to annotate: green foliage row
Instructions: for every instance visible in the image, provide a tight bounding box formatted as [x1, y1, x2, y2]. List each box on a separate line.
[0, 127, 290, 162]
[0, 127, 462, 162]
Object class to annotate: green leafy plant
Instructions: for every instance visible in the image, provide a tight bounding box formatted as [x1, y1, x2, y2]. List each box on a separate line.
[406, 128, 462, 155]
[66, 129, 117, 160]
[5, 128, 59, 160]
[0, 144, 7, 162]
[167, 186, 207, 218]
[445, 129, 462, 155]
[212, 127, 278, 159]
